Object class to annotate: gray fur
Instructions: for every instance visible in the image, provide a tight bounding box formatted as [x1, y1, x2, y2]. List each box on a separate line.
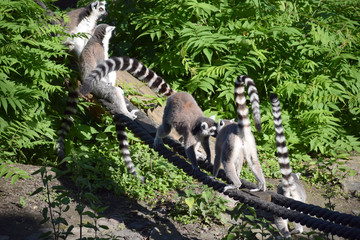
[63, 1, 107, 58]
[79, 24, 136, 120]
[57, 55, 176, 181]
[154, 92, 217, 171]
[270, 93, 307, 238]
[213, 75, 266, 192]
[79, 24, 114, 81]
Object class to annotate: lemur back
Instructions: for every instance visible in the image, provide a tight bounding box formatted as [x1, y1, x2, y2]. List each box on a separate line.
[270, 93, 306, 238]
[64, 1, 107, 58]
[79, 24, 116, 85]
[56, 56, 176, 180]
[154, 92, 218, 172]
[213, 75, 266, 192]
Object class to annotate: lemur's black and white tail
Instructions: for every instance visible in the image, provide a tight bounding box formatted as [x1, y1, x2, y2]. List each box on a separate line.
[270, 93, 297, 198]
[270, 93, 306, 237]
[56, 88, 79, 161]
[235, 75, 261, 132]
[56, 56, 175, 181]
[116, 122, 145, 183]
[80, 56, 176, 97]
[234, 76, 251, 132]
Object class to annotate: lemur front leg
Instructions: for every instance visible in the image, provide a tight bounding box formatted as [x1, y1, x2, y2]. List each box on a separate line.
[201, 136, 211, 164]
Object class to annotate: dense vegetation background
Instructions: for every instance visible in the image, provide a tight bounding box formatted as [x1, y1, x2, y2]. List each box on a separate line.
[1, 0, 359, 186]
[105, 0, 360, 158]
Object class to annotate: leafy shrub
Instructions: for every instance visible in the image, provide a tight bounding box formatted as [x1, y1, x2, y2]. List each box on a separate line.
[170, 185, 228, 225]
[106, 0, 360, 160]
[63, 114, 193, 202]
[0, 0, 70, 164]
[224, 203, 278, 239]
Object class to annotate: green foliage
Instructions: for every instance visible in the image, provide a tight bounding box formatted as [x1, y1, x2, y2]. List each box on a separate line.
[63, 113, 193, 202]
[170, 185, 228, 225]
[0, 161, 31, 185]
[32, 165, 114, 240]
[224, 203, 278, 239]
[31, 166, 74, 240]
[107, 0, 360, 161]
[0, 0, 70, 164]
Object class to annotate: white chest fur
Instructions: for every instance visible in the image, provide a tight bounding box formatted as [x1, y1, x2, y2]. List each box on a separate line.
[71, 15, 98, 58]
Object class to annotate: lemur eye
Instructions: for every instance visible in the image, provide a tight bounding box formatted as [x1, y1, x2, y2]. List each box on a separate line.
[99, 7, 104, 12]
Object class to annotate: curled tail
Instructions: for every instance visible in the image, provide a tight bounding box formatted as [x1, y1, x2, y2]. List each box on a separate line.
[80, 56, 176, 97]
[56, 88, 79, 161]
[235, 75, 266, 191]
[235, 75, 261, 132]
[269, 93, 296, 197]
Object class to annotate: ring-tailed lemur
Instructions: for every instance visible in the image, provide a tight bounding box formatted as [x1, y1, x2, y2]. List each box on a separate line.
[56, 56, 176, 180]
[270, 93, 307, 238]
[80, 24, 115, 84]
[153, 92, 218, 172]
[63, 1, 107, 58]
[79, 24, 136, 119]
[58, 24, 143, 180]
[213, 75, 266, 192]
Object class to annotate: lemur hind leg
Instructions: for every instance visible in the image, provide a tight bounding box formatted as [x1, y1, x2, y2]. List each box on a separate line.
[153, 122, 172, 149]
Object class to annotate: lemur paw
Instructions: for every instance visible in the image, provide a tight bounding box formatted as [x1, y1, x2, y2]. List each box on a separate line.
[130, 109, 138, 120]
[223, 185, 239, 192]
[290, 226, 303, 235]
[195, 151, 206, 161]
[250, 188, 261, 192]
[250, 183, 266, 192]
[250, 187, 266, 192]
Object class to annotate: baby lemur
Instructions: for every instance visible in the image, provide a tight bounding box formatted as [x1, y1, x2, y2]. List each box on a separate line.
[270, 93, 307, 238]
[213, 75, 266, 192]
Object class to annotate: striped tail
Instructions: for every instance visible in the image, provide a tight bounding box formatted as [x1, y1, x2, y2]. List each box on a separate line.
[234, 76, 251, 132]
[269, 93, 296, 197]
[80, 56, 176, 97]
[235, 75, 261, 132]
[116, 122, 145, 182]
[56, 55, 175, 162]
[56, 88, 79, 161]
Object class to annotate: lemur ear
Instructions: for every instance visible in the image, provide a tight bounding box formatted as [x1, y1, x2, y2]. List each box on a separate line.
[108, 26, 115, 32]
[218, 119, 225, 127]
[295, 173, 301, 179]
[92, 1, 99, 9]
[230, 118, 235, 123]
[209, 115, 216, 120]
[201, 122, 209, 130]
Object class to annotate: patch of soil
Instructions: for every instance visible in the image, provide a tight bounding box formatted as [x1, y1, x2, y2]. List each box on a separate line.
[0, 162, 359, 240]
[0, 164, 231, 240]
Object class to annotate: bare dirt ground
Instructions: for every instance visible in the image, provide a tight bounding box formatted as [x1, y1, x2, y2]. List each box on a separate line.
[0, 159, 359, 240]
